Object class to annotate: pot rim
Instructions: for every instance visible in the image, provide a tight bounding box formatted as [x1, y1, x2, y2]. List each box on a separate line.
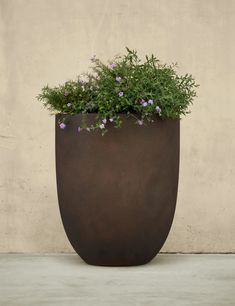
[55, 113, 180, 121]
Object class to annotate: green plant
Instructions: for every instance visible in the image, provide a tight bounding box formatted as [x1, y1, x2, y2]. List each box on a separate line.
[37, 48, 198, 134]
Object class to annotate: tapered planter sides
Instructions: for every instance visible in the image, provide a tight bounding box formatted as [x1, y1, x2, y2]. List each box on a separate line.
[56, 114, 180, 266]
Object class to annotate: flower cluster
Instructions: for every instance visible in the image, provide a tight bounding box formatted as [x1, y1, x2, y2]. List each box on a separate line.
[37, 48, 198, 135]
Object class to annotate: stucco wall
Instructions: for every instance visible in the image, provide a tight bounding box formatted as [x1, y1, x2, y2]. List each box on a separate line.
[0, 0, 235, 253]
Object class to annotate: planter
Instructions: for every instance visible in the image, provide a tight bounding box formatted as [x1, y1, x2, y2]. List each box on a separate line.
[56, 114, 180, 266]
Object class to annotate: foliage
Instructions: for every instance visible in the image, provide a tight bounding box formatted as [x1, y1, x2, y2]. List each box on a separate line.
[37, 48, 198, 134]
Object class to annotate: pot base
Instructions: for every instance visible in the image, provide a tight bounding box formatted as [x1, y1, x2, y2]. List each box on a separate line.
[83, 258, 153, 267]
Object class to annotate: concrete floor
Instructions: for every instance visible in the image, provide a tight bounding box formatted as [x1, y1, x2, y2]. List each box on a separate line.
[0, 254, 234, 306]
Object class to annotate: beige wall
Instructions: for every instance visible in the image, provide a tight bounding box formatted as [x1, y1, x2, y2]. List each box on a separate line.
[0, 0, 235, 253]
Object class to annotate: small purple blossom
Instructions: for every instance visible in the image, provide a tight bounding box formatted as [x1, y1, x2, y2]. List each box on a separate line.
[99, 123, 105, 129]
[67, 103, 71, 107]
[148, 99, 154, 105]
[64, 91, 69, 96]
[59, 123, 66, 129]
[90, 86, 93, 91]
[102, 118, 107, 124]
[143, 102, 148, 107]
[109, 118, 114, 122]
[156, 106, 161, 113]
[137, 120, 143, 126]
[116, 76, 122, 82]
[110, 63, 117, 69]
[118, 91, 124, 97]
[77, 126, 81, 132]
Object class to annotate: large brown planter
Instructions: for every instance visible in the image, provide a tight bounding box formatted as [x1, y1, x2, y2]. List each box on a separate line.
[56, 114, 180, 266]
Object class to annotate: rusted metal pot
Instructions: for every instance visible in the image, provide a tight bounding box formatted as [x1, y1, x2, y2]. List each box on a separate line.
[56, 114, 180, 266]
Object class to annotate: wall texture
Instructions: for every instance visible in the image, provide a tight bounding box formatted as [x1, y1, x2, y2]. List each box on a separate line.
[0, 0, 235, 253]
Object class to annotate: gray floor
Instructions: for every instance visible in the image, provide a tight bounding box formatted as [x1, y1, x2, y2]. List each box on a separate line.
[0, 254, 234, 306]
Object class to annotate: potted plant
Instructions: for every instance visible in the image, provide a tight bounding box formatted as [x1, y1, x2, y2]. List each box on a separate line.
[37, 48, 198, 266]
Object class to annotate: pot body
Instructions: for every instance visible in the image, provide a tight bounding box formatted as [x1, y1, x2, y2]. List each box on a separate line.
[56, 114, 180, 266]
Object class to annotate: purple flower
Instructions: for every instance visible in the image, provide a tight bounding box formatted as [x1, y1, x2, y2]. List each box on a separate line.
[116, 76, 122, 82]
[143, 102, 148, 107]
[137, 120, 143, 126]
[67, 103, 71, 107]
[110, 63, 117, 69]
[90, 86, 93, 91]
[156, 106, 161, 113]
[77, 126, 81, 132]
[79, 79, 84, 84]
[64, 91, 69, 96]
[118, 91, 124, 97]
[102, 118, 107, 124]
[109, 118, 114, 122]
[99, 123, 105, 129]
[148, 99, 154, 105]
[59, 123, 66, 129]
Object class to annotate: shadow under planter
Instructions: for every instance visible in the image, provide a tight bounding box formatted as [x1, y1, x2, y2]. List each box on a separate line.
[56, 114, 180, 266]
